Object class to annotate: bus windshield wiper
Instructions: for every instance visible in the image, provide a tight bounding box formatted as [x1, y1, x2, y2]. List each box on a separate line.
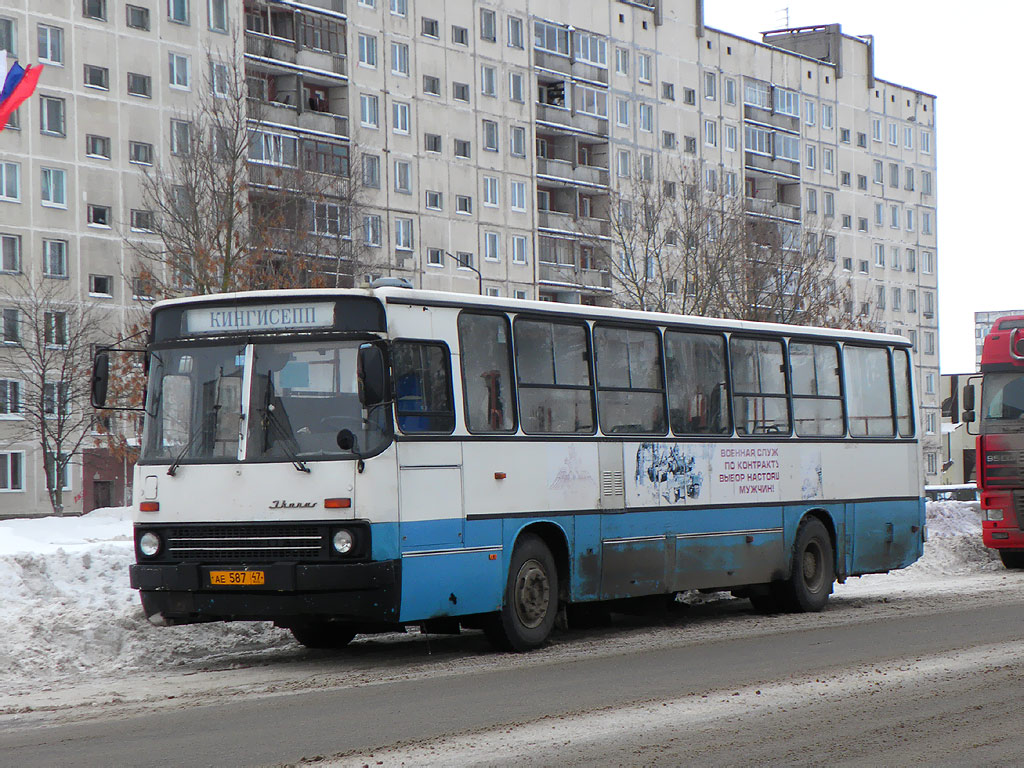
[166, 417, 207, 477]
[260, 383, 310, 474]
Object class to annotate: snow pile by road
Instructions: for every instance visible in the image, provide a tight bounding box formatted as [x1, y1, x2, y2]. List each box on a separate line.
[0, 501, 1000, 700]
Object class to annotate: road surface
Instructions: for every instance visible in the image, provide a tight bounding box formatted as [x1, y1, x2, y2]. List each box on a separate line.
[2, 573, 1023, 767]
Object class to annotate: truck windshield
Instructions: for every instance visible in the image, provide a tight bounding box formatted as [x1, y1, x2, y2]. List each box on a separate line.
[141, 339, 392, 464]
[982, 372, 1024, 433]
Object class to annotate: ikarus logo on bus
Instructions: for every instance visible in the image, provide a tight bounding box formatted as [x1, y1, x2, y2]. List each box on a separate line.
[269, 500, 318, 509]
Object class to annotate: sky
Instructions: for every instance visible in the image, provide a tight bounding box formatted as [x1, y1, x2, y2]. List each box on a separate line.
[704, 1, 1023, 374]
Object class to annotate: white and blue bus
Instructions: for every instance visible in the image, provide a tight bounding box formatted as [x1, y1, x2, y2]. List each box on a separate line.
[94, 286, 925, 650]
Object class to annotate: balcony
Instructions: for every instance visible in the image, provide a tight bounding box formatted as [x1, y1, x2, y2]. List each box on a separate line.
[744, 151, 800, 180]
[744, 197, 801, 223]
[535, 103, 608, 138]
[538, 262, 611, 290]
[743, 104, 800, 133]
[245, 31, 347, 79]
[251, 98, 349, 138]
[533, 49, 609, 86]
[536, 210, 611, 238]
[536, 157, 609, 188]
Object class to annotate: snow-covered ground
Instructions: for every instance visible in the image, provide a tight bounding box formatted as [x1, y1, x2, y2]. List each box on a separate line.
[0, 501, 1006, 711]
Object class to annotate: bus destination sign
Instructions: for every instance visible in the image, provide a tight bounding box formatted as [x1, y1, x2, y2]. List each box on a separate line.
[185, 302, 336, 334]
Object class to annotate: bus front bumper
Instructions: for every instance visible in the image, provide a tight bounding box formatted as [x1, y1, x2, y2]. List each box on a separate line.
[130, 559, 401, 626]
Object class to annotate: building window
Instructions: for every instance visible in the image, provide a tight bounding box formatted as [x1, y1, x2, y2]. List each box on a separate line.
[42, 239, 68, 277]
[888, 122, 898, 145]
[822, 148, 833, 173]
[454, 139, 471, 158]
[453, 82, 470, 102]
[511, 235, 527, 264]
[127, 4, 150, 29]
[358, 33, 377, 67]
[425, 190, 442, 210]
[36, 98, 65, 142]
[395, 217, 413, 251]
[509, 71, 524, 102]
[484, 230, 500, 261]
[422, 73, 441, 93]
[615, 98, 629, 127]
[510, 125, 526, 157]
[87, 203, 111, 227]
[481, 65, 497, 96]
[0, 452, 24, 491]
[922, 212, 933, 235]
[389, 0, 407, 16]
[921, 130, 932, 154]
[724, 77, 736, 105]
[84, 1, 108, 22]
[483, 175, 499, 207]
[0, 377, 20, 413]
[615, 48, 629, 76]
[89, 273, 113, 296]
[393, 160, 411, 193]
[168, 0, 189, 24]
[390, 41, 409, 75]
[362, 154, 380, 187]
[774, 87, 799, 117]
[129, 140, 153, 165]
[424, 133, 442, 153]
[662, 81, 674, 101]
[704, 71, 716, 100]
[422, 17, 439, 38]
[208, 0, 228, 31]
[510, 180, 526, 211]
[823, 191, 834, 217]
[508, 16, 524, 49]
[0, 235, 19, 276]
[455, 195, 472, 214]
[451, 24, 468, 45]
[127, 72, 152, 97]
[360, 93, 379, 128]
[169, 119, 191, 155]
[38, 24, 64, 65]
[482, 119, 499, 152]
[637, 53, 651, 83]
[168, 52, 191, 89]
[363, 214, 381, 246]
[40, 167, 67, 207]
[805, 100, 816, 125]
[806, 188, 817, 214]
[922, 251, 934, 274]
[922, 171, 933, 196]
[426, 247, 444, 267]
[639, 103, 653, 133]
[392, 101, 410, 134]
[83, 64, 109, 90]
[130, 208, 153, 231]
[805, 144, 816, 169]
[663, 131, 677, 149]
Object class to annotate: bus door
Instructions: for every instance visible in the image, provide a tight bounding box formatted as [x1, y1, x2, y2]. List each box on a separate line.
[397, 442, 464, 549]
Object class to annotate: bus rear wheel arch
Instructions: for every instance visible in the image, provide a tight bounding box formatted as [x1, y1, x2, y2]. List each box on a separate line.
[486, 533, 560, 651]
[749, 514, 835, 614]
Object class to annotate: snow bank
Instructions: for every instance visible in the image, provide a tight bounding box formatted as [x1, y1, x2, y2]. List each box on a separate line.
[0, 502, 999, 698]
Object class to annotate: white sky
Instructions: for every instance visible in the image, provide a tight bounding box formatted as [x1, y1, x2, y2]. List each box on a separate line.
[704, 2, 1024, 374]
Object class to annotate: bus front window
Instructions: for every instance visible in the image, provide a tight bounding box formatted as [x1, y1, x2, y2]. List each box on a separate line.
[249, 341, 392, 461]
[982, 373, 1024, 431]
[142, 345, 246, 462]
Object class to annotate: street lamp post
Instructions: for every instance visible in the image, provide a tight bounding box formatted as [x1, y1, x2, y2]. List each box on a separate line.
[446, 251, 483, 295]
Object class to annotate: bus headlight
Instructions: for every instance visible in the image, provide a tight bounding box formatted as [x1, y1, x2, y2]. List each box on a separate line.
[332, 529, 354, 555]
[139, 531, 162, 557]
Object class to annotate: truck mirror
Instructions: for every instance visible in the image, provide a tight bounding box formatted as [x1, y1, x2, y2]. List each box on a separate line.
[962, 409, 975, 424]
[962, 384, 975, 412]
[357, 343, 390, 407]
[91, 351, 110, 408]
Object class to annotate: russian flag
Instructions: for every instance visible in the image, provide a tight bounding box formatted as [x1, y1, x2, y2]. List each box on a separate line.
[0, 52, 44, 133]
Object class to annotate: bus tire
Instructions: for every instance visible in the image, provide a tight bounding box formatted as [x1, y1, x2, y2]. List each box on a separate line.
[999, 550, 1024, 569]
[782, 517, 834, 612]
[486, 534, 558, 652]
[290, 622, 357, 649]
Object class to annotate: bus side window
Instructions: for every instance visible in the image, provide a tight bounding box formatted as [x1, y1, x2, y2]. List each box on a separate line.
[730, 337, 791, 436]
[893, 348, 914, 437]
[844, 345, 895, 437]
[790, 342, 844, 437]
[514, 318, 594, 434]
[664, 330, 730, 435]
[593, 325, 667, 435]
[457, 312, 516, 433]
[392, 341, 455, 433]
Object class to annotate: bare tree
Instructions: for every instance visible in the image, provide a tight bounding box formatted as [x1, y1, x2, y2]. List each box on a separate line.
[126, 35, 378, 298]
[0, 276, 102, 515]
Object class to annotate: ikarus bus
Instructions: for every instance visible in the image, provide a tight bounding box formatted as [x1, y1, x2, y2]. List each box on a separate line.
[92, 286, 927, 650]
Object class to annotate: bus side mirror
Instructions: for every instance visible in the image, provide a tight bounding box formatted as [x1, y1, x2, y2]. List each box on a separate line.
[963, 384, 975, 412]
[962, 410, 975, 424]
[357, 343, 390, 407]
[91, 351, 110, 408]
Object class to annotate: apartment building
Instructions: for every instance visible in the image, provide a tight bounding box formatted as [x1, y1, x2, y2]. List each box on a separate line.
[0, 0, 940, 516]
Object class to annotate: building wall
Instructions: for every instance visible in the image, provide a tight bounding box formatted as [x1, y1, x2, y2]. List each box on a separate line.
[0, 0, 942, 517]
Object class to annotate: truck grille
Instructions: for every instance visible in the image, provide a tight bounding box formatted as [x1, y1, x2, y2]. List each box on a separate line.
[163, 524, 327, 562]
[1016, 493, 1024, 532]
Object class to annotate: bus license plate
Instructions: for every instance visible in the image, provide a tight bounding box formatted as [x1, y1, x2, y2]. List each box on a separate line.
[209, 570, 265, 586]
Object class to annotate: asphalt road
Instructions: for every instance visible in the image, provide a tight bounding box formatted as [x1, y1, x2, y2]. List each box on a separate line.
[4, 591, 1024, 768]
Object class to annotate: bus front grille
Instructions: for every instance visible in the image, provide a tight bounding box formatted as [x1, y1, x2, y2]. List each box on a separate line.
[163, 524, 327, 562]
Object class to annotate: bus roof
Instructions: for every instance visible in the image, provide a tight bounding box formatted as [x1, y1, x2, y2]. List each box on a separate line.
[150, 287, 912, 346]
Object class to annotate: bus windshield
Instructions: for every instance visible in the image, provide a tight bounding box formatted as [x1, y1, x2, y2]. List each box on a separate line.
[982, 372, 1024, 432]
[141, 339, 392, 464]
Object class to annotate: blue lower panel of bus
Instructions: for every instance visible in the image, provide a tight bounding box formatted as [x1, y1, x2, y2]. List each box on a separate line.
[386, 498, 925, 623]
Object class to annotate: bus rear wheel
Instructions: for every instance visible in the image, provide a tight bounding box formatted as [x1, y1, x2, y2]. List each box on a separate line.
[999, 550, 1024, 569]
[290, 622, 357, 649]
[486, 534, 558, 652]
[781, 517, 835, 612]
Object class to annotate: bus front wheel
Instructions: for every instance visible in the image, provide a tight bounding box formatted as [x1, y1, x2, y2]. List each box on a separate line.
[486, 534, 558, 652]
[782, 517, 835, 612]
[290, 622, 357, 649]
[999, 550, 1024, 569]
